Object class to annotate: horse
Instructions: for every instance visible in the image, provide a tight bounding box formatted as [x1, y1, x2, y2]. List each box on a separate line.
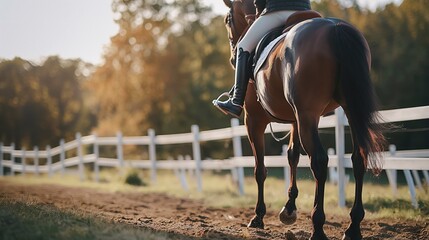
[220, 0, 386, 239]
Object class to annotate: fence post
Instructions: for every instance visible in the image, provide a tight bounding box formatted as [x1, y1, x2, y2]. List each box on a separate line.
[192, 125, 202, 192]
[10, 143, 15, 176]
[231, 118, 244, 195]
[283, 145, 290, 194]
[0, 142, 3, 176]
[423, 171, 429, 187]
[60, 139, 65, 175]
[94, 133, 100, 182]
[117, 131, 124, 168]
[177, 155, 189, 191]
[185, 155, 193, 176]
[34, 146, 39, 176]
[386, 144, 398, 197]
[76, 132, 84, 181]
[404, 176, 418, 207]
[47, 145, 52, 177]
[411, 170, 423, 191]
[392, 143, 419, 208]
[148, 129, 157, 183]
[22, 148, 26, 176]
[335, 108, 346, 208]
[327, 148, 337, 184]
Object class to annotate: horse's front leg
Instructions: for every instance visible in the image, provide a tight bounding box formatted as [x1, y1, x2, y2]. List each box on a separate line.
[279, 122, 300, 225]
[246, 116, 268, 229]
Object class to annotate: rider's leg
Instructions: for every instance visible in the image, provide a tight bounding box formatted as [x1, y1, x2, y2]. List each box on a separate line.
[213, 10, 295, 117]
[213, 47, 251, 118]
[239, 10, 295, 52]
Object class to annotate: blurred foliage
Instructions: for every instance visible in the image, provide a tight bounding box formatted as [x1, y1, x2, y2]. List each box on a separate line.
[0, 57, 95, 149]
[88, 0, 232, 137]
[364, 0, 429, 108]
[0, 0, 428, 155]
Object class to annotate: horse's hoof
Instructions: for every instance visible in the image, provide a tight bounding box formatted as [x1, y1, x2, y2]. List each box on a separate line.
[343, 226, 362, 240]
[342, 235, 351, 240]
[286, 230, 298, 240]
[309, 231, 329, 240]
[342, 233, 361, 240]
[247, 216, 264, 229]
[279, 207, 297, 225]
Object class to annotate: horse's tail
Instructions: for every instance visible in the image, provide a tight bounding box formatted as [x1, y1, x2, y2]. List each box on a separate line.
[331, 20, 386, 175]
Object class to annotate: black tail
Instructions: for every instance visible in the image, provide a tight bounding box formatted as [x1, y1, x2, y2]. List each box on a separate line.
[331, 19, 386, 175]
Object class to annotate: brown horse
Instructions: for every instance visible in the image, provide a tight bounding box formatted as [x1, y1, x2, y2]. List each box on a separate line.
[221, 0, 385, 239]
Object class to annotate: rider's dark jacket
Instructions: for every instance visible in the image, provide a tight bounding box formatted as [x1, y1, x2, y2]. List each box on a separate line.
[254, 0, 311, 15]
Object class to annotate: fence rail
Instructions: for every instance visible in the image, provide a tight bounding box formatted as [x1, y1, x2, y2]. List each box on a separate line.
[1, 106, 429, 208]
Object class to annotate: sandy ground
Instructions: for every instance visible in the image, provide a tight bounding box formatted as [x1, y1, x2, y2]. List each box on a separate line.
[0, 181, 427, 240]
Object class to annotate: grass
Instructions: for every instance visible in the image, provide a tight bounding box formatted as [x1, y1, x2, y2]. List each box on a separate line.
[2, 168, 428, 221]
[0, 200, 186, 240]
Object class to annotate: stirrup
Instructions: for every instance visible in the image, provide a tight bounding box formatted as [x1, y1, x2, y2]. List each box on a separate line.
[213, 91, 231, 115]
[213, 100, 243, 118]
[214, 91, 230, 103]
[213, 92, 243, 110]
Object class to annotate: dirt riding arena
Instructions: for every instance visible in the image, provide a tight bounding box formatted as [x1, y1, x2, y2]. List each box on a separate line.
[0, 181, 427, 240]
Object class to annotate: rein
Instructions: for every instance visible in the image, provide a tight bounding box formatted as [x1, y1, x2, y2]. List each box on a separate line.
[227, 8, 237, 51]
[227, 4, 256, 55]
[269, 123, 291, 142]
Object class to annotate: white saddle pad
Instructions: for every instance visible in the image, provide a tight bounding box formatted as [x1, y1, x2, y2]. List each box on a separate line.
[253, 31, 288, 76]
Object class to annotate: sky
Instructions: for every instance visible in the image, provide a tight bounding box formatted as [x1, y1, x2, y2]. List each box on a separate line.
[0, 0, 403, 65]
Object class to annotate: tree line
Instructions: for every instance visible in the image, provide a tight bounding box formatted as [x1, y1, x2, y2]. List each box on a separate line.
[0, 57, 95, 149]
[0, 0, 427, 156]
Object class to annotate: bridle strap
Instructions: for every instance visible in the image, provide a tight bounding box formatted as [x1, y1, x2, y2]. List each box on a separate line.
[234, 13, 256, 48]
[245, 14, 256, 24]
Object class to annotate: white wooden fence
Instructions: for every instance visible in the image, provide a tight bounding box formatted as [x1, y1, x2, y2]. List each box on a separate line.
[1, 106, 428, 208]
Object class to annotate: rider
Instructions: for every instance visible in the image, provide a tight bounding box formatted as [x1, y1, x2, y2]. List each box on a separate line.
[213, 0, 311, 118]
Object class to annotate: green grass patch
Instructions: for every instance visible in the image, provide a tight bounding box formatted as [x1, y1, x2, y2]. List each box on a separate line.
[124, 170, 146, 186]
[0, 200, 183, 240]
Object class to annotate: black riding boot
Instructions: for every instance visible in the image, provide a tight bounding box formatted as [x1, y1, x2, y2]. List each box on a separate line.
[213, 48, 251, 118]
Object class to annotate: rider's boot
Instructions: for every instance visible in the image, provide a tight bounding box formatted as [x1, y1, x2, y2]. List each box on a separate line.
[213, 48, 251, 118]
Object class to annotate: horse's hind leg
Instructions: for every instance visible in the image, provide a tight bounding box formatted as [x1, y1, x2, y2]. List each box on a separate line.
[246, 116, 268, 229]
[279, 122, 300, 225]
[343, 115, 365, 240]
[297, 113, 329, 240]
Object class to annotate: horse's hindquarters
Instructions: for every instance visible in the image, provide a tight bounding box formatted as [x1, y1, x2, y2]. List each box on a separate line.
[254, 43, 296, 122]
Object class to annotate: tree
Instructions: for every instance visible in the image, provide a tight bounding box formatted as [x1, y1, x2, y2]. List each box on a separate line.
[0, 57, 93, 148]
[89, 0, 232, 137]
[364, 0, 429, 108]
[0, 58, 54, 148]
[36, 56, 90, 140]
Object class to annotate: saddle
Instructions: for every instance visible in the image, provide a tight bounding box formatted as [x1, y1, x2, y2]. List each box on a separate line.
[251, 10, 322, 77]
